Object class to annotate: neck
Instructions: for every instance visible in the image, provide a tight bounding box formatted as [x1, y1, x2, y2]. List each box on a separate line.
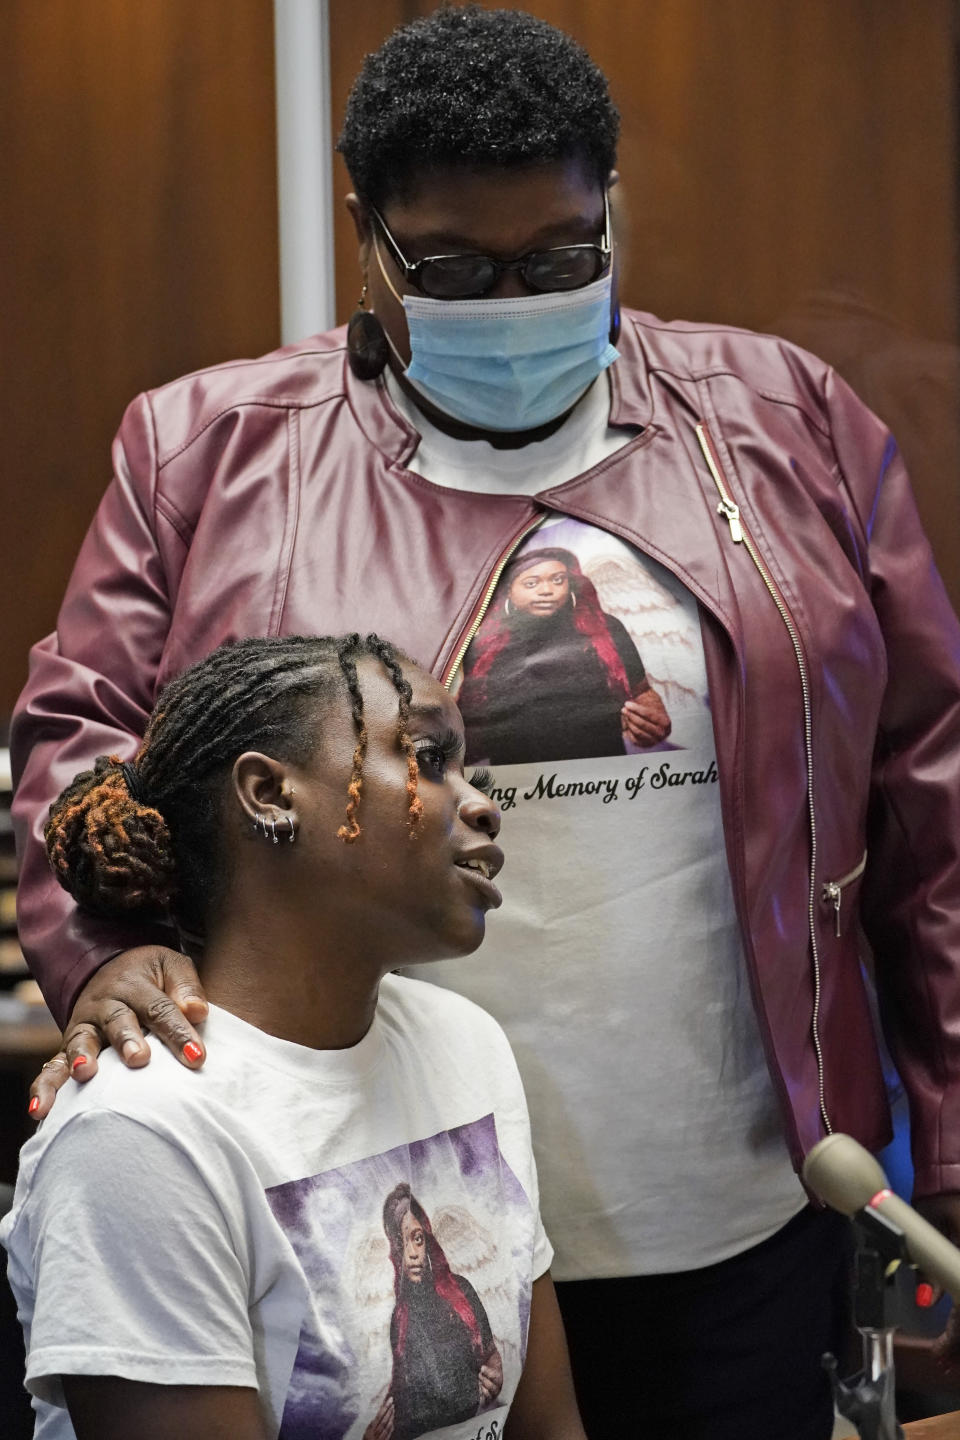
[198, 894, 384, 1050]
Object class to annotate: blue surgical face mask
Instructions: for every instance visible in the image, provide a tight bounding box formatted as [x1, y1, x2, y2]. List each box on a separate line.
[375, 237, 619, 432]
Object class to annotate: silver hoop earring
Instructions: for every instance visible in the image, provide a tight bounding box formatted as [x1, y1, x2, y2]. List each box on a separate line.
[504, 597, 512, 616]
[570, 591, 577, 608]
[284, 815, 296, 844]
[270, 818, 278, 844]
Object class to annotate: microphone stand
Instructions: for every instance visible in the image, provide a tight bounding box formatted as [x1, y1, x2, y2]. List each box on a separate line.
[824, 1207, 912, 1440]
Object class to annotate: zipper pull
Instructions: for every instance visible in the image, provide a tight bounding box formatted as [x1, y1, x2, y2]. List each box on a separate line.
[717, 498, 743, 543]
[823, 881, 842, 937]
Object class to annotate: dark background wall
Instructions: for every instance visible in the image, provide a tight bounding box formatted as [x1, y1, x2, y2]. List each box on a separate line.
[1, 0, 281, 716]
[2, 0, 958, 717]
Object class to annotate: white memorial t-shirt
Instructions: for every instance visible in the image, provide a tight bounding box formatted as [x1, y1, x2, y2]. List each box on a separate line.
[387, 370, 806, 1279]
[1, 977, 551, 1440]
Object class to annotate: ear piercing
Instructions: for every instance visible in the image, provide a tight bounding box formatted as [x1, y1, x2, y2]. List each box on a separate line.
[252, 813, 296, 844]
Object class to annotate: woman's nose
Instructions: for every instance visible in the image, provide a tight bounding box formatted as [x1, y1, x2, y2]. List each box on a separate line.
[457, 787, 501, 839]
[487, 269, 532, 301]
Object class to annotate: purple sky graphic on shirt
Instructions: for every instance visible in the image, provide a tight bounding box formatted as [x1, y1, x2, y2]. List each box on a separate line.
[266, 1112, 535, 1440]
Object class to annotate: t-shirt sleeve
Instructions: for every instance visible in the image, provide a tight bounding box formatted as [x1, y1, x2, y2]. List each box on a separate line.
[10, 1108, 260, 1406]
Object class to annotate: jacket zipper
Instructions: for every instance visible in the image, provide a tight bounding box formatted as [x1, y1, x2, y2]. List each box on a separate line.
[696, 422, 833, 1136]
[822, 851, 868, 938]
[442, 516, 546, 689]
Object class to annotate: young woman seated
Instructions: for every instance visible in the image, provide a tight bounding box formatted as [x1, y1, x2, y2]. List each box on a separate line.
[2, 634, 584, 1440]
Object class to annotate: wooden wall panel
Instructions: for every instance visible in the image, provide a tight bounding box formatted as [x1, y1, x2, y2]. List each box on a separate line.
[329, 0, 960, 605]
[0, 0, 280, 714]
[3, 0, 958, 720]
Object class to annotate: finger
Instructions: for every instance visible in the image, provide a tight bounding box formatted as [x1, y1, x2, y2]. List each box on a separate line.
[623, 701, 671, 736]
[28, 1052, 71, 1121]
[626, 721, 666, 740]
[144, 994, 206, 1067]
[621, 704, 666, 728]
[89, 1002, 151, 1067]
[626, 717, 669, 740]
[623, 723, 666, 745]
[160, 951, 210, 1024]
[623, 696, 666, 715]
[62, 1022, 105, 1083]
[621, 708, 660, 730]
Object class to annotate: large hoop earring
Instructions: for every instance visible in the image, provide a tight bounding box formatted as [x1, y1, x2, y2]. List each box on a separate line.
[347, 282, 389, 380]
[504, 597, 512, 616]
[570, 591, 577, 609]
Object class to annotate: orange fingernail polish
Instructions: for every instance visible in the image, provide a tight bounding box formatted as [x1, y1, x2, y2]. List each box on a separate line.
[182, 1041, 203, 1063]
[71, 1056, 87, 1072]
[28, 1097, 40, 1115]
[916, 1282, 935, 1308]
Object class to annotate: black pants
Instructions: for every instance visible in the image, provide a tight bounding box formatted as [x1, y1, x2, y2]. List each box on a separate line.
[555, 1206, 852, 1440]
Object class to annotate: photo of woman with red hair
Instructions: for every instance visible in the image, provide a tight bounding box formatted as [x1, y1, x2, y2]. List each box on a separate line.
[458, 546, 671, 766]
[364, 1183, 503, 1440]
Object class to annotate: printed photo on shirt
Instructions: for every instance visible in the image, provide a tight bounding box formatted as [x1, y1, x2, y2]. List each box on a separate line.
[455, 516, 707, 765]
[266, 1112, 534, 1440]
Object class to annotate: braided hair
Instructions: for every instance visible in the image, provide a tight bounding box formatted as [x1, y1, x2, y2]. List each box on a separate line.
[45, 633, 423, 933]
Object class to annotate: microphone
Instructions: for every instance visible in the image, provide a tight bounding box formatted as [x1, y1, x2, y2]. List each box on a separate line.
[803, 1133, 960, 1303]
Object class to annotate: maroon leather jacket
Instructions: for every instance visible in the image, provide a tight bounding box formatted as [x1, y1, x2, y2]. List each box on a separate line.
[13, 311, 960, 1196]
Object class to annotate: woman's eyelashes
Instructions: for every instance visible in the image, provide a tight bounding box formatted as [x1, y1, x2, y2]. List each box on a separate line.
[413, 728, 464, 779]
[468, 768, 494, 796]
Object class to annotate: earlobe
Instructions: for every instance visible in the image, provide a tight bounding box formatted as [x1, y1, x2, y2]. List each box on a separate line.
[346, 193, 373, 266]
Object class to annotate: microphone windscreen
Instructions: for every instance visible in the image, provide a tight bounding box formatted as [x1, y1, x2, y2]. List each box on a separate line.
[802, 1133, 888, 1215]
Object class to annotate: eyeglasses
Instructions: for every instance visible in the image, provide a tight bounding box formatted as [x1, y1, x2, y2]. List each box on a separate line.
[370, 192, 611, 301]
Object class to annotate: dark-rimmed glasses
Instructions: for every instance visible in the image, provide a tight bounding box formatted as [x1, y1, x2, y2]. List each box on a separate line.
[370, 192, 611, 301]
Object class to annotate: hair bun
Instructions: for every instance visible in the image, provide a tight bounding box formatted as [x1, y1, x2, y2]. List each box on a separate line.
[44, 756, 177, 916]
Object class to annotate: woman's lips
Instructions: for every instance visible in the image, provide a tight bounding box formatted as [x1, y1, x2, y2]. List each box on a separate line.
[454, 859, 503, 909]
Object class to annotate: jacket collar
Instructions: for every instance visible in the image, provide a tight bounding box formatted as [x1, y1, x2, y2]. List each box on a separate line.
[607, 311, 655, 429]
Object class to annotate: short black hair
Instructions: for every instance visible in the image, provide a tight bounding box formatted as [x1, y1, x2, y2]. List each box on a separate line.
[338, 6, 619, 209]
